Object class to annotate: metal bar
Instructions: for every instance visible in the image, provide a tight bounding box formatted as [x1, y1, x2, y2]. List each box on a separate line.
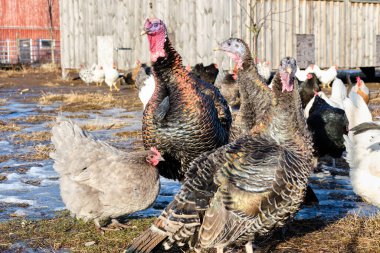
[7, 39, 10, 63]
[115, 47, 133, 51]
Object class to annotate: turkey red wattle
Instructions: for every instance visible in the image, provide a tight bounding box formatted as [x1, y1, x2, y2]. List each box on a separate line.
[225, 52, 243, 70]
[280, 72, 294, 92]
[147, 33, 167, 62]
[144, 18, 167, 62]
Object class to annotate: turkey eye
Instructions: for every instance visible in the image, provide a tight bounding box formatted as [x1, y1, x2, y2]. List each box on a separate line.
[153, 23, 158, 28]
[227, 42, 231, 46]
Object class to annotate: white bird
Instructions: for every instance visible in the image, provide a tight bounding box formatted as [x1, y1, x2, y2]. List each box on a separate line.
[138, 75, 155, 109]
[256, 59, 271, 82]
[343, 92, 380, 208]
[105, 63, 120, 91]
[78, 64, 94, 85]
[92, 64, 105, 86]
[329, 78, 347, 109]
[50, 119, 164, 230]
[349, 76, 370, 104]
[313, 65, 338, 89]
[304, 91, 340, 118]
[295, 65, 314, 82]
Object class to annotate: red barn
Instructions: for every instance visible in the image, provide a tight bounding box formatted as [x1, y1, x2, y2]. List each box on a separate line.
[0, 0, 60, 64]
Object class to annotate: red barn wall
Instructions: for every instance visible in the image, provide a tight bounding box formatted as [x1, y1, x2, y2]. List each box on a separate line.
[0, 0, 60, 63]
[0, 0, 60, 41]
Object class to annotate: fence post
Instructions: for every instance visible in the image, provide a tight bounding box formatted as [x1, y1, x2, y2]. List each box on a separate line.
[30, 39, 33, 63]
[6, 39, 10, 63]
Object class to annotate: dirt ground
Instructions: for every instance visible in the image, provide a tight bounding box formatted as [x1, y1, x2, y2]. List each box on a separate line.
[0, 68, 380, 253]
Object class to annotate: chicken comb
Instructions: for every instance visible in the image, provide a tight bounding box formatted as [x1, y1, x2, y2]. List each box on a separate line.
[150, 147, 160, 156]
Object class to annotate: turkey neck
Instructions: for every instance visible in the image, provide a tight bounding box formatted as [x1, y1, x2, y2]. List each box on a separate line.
[151, 39, 194, 95]
[236, 57, 273, 133]
[267, 73, 313, 148]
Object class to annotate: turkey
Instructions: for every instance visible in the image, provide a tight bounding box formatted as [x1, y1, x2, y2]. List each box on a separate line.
[349, 76, 370, 104]
[343, 92, 380, 207]
[105, 63, 121, 91]
[189, 63, 219, 84]
[255, 58, 271, 82]
[215, 39, 273, 140]
[141, 18, 231, 181]
[50, 119, 163, 230]
[92, 64, 105, 86]
[217, 38, 317, 204]
[126, 57, 314, 253]
[214, 69, 240, 113]
[299, 73, 321, 108]
[306, 93, 349, 167]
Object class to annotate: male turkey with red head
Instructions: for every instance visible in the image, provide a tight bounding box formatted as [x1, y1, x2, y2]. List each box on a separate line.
[141, 18, 231, 181]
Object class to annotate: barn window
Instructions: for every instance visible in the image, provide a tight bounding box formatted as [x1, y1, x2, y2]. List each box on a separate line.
[39, 39, 52, 48]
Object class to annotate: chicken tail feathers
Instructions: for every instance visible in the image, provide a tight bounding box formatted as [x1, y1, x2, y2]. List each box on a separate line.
[125, 226, 167, 253]
[351, 122, 380, 135]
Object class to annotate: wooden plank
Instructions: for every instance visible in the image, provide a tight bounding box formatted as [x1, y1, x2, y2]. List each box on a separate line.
[377, 35, 380, 66]
[346, 0, 351, 67]
[58, 0, 380, 70]
[338, 1, 344, 67]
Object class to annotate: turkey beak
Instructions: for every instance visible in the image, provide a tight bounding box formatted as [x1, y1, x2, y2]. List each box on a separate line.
[286, 66, 292, 74]
[140, 30, 148, 36]
[213, 47, 220, 51]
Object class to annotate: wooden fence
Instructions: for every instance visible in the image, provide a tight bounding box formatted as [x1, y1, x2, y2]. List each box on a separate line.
[59, 0, 380, 70]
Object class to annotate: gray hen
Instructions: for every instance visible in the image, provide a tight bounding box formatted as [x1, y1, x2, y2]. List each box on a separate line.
[50, 120, 163, 230]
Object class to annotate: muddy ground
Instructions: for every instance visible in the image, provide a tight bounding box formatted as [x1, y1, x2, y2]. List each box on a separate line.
[0, 68, 380, 252]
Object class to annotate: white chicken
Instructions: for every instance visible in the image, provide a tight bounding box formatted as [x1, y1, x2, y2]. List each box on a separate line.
[295, 65, 314, 82]
[138, 75, 155, 109]
[256, 59, 271, 82]
[304, 91, 341, 118]
[78, 64, 95, 85]
[105, 63, 120, 91]
[92, 64, 105, 86]
[343, 92, 380, 208]
[313, 65, 338, 89]
[329, 78, 347, 109]
[349, 76, 370, 104]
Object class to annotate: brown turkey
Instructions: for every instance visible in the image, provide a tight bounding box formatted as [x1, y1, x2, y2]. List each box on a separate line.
[215, 38, 273, 140]
[126, 57, 314, 253]
[189, 63, 219, 85]
[141, 18, 231, 181]
[218, 38, 318, 205]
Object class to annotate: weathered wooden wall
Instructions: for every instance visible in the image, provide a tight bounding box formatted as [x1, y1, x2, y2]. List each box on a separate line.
[60, 0, 380, 70]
